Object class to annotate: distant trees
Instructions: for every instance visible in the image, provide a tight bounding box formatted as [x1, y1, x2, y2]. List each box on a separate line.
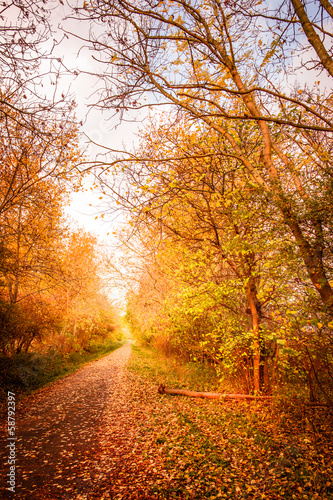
[0, 217, 118, 355]
[40, 230, 119, 356]
[0, 2, 119, 358]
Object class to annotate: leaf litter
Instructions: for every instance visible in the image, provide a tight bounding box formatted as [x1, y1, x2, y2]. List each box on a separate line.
[0, 342, 332, 499]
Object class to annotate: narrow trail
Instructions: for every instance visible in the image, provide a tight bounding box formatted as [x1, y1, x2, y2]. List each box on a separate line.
[1, 342, 162, 500]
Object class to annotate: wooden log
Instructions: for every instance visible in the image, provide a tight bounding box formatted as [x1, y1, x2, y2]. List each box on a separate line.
[304, 402, 331, 407]
[158, 384, 273, 400]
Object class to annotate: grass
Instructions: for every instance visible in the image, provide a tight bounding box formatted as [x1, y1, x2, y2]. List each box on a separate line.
[29, 338, 126, 389]
[129, 343, 221, 392]
[127, 343, 333, 499]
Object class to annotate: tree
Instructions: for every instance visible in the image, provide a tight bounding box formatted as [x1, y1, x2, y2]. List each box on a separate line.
[0, 94, 82, 217]
[0, 98, 85, 355]
[0, 179, 66, 304]
[0, 96, 83, 303]
[115, 115, 333, 398]
[0, 1, 75, 139]
[72, 0, 333, 312]
[104, 115, 301, 393]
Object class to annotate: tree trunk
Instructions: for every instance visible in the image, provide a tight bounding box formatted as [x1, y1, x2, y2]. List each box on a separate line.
[286, 217, 333, 312]
[271, 343, 279, 393]
[319, 0, 333, 18]
[246, 278, 262, 394]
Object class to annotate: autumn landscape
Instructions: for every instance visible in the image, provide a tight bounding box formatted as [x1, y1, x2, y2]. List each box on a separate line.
[1, 0, 333, 499]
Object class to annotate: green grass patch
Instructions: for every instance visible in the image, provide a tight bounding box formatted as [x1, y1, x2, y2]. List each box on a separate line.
[129, 343, 220, 392]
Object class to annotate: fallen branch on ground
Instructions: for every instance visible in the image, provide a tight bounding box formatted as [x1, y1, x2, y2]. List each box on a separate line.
[158, 384, 273, 400]
[304, 402, 331, 407]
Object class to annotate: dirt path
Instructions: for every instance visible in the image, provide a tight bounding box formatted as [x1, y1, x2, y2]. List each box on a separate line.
[1, 342, 161, 500]
[2, 343, 332, 500]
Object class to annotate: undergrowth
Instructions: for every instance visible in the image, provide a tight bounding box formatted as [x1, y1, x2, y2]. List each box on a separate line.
[128, 343, 333, 499]
[129, 343, 223, 392]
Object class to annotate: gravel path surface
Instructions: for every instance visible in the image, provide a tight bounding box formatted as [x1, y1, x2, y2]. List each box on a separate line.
[1, 342, 163, 500]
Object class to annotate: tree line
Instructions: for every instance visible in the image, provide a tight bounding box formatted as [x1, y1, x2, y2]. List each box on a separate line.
[72, 0, 333, 400]
[0, 1, 118, 364]
[1, 0, 332, 401]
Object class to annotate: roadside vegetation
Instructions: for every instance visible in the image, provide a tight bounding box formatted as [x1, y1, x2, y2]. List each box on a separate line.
[127, 343, 333, 500]
[2, 336, 124, 394]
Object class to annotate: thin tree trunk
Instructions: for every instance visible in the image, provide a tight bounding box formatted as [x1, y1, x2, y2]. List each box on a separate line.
[10, 203, 23, 304]
[271, 343, 279, 392]
[246, 278, 262, 394]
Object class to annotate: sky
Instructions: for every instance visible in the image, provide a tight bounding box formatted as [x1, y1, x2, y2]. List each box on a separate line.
[46, 7, 137, 241]
[35, 4, 148, 306]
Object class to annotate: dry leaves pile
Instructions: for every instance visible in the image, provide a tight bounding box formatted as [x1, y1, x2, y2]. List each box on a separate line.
[1, 343, 332, 499]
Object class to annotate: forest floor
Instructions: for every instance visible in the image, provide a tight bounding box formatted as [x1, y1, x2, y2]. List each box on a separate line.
[1, 342, 333, 500]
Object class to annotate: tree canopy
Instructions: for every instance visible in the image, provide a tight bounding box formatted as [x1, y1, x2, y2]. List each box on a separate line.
[1, 0, 333, 402]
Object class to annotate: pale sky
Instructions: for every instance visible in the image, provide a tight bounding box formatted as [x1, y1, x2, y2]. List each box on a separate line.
[36, 5, 148, 306]
[46, 6, 146, 241]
